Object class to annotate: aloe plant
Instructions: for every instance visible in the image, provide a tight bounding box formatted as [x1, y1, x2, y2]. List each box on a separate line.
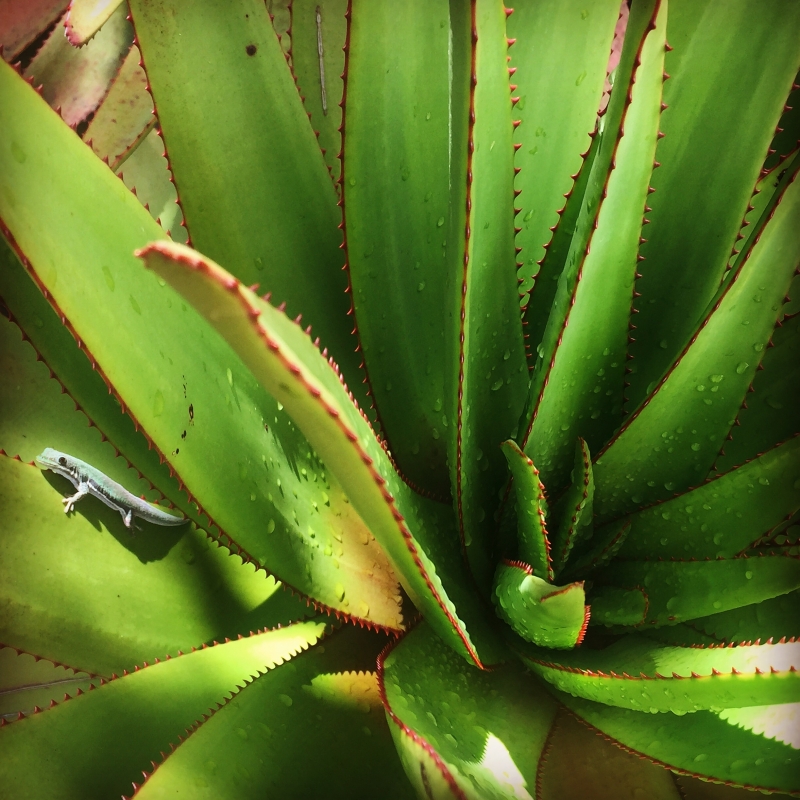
[1, 0, 799, 797]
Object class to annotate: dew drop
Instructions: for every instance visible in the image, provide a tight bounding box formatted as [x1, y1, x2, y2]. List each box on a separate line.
[736, 362, 749, 374]
[267, 519, 276, 534]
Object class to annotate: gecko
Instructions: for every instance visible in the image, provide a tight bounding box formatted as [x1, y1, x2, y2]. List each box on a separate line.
[35, 448, 188, 530]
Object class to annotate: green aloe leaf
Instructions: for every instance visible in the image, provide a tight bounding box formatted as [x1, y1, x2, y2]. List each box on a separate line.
[593, 555, 800, 627]
[0, 62, 402, 629]
[0, 621, 327, 800]
[613, 437, 800, 561]
[83, 43, 155, 170]
[65, 0, 126, 45]
[594, 152, 800, 522]
[550, 438, 594, 575]
[128, 626, 415, 799]
[493, 562, 589, 649]
[714, 313, 800, 476]
[559, 692, 799, 794]
[689, 591, 800, 645]
[380, 622, 558, 799]
[290, 0, 347, 185]
[0, 647, 98, 721]
[508, 0, 620, 331]
[561, 517, 631, 580]
[117, 128, 186, 243]
[24, 2, 132, 128]
[519, 633, 799, 713]
[128, 0, 368, 412]
[139, 240, 504, 667]
[0, 454, 308, 675]
[520, 0, 665, 493]
[500, 440, 553, 580]
[448, 0, 529, 589]
[344, 0, 457, 497]
[626, 0, 800, 408]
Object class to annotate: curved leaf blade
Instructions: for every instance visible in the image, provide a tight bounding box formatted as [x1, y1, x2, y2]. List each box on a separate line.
[343, 0, 457, 496]
[140, 240, 505, 667]
[594, 555, 800, 628]
[509, 0, 620, 324]
[594, 153, 800, 522]
[130, 626, 415, 800]
[380, 622, 558, 800]
[500, 440, 552, 580]
[559, 693, 800, 794]
[0, 621, 326, 800]
[519, 634, 800, 713]
[522, 0, 667, 492]
[128, 0, 368, 411]
[616, 437, 800, 561]
[626, 0, 800, 408]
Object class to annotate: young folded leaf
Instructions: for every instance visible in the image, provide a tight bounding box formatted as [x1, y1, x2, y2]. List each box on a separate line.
[501, 439, 553, 581]
[493, 561, 589, 649]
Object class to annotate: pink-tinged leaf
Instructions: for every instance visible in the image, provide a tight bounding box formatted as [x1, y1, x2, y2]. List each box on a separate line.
[83, 43, 154, 168]
[64, 0, 125, 46]
[23, 3, 132, 127]
[0, 0, 67, 61]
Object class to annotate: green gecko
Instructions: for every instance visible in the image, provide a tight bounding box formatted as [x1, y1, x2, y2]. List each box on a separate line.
[35, 448, 188, 530]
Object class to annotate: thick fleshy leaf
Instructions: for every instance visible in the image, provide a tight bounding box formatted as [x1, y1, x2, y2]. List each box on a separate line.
[0, 621, 326, 800]
[559, 692, 800, 794]
[0, 64, 402, 629]
[493, 562, 589, 649]
[380, 622, 558, 800]
[594, 152, 800, 522]
[537, 708, 682, 800]
[64, 0, 125, 45]
[714, 312, 800, 475]
[448, 0, 529, 588]
[518, 0, 664, 494]
[550, 438, 594, 575]
[509, 0, 620, 321]
[83, 43, 155, 169]
[0, 0, 67, 61]
[127, 0, 369, 413]
[593, 555, 800, 627]
[290, 0, 346, 184]
[561, 517, 631, 580]
[0, 454, 309, 675]
[117, 128, 187, 242]
[500, 440, 552, 580]
[0, 648, 98, 721]
[343, 0, 457, 497]
[626, 0, 800, 408]
[139, 240, 505, 667]
[128, 626, 415, 800]
[23, 3, 132, 128]
[519, 633, 800, 712]
[522, 112, 602, 364]
[613, 437, 800, 561]
[689, 591, 800, 645]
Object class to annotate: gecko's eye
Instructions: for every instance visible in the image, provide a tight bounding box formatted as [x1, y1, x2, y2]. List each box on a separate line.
[58, 457, 67, 466]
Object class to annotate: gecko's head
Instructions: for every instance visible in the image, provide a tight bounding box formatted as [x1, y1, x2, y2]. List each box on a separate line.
[35, 448, 71, 474]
